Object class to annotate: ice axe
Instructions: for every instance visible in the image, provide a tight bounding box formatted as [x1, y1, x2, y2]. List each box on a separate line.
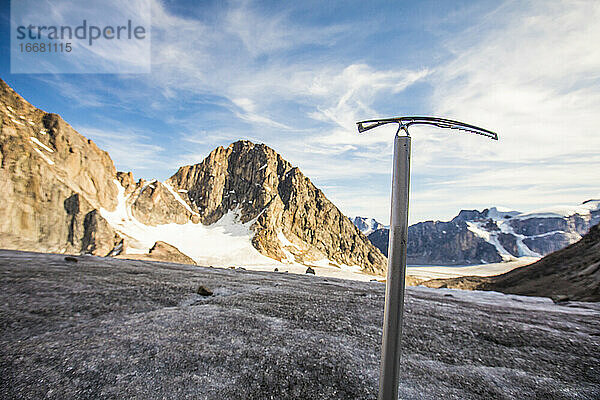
[356, 116, 498, 400]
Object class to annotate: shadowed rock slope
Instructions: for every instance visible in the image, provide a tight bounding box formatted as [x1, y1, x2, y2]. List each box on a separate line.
[0, 250, 598, 399]
[363, 204, 600, 265]
[423, 223, 600, 301]
[369, 220, 502, 265]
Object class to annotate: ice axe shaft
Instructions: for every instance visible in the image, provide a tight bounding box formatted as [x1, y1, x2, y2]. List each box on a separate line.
[378, 134, 411, 400]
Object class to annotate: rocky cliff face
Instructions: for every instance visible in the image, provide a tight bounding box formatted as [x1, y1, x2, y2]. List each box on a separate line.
[406, 220, 502, 265]
[0, 78, 120, 256]
[363, 203, 600, 265]
[166, 141, 386, 274]
[368, 220, 502, 265]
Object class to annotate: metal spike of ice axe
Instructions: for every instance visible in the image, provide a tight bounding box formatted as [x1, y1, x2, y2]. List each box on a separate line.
[356, 116, 498, 400]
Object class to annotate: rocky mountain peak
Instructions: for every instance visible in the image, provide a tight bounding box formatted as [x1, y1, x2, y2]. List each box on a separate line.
[167, 140, 387, 274]
[168, 140, 293, 225]
[351, 217, 386, 236]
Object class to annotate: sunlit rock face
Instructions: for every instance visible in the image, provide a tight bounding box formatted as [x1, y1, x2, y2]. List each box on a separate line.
[0, 78, 120, 256]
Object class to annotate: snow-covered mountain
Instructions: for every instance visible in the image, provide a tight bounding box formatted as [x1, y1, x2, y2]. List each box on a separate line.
[359, 202, 600, 265]
[350, 216, 387, 236]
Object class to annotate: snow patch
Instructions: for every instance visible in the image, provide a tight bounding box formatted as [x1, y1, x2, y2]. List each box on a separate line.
[30, 137, 54, 152]
[277, 230, 298, 249]
[467, 220, 541, 260]
[352, 216, 387, 235]
[162, 182, 200, 216]
[513, 203, 598, 220]
[467, 221, 514, 261]
[497, 221, 542, 258]
[32, 148, 55, 165]
[100, 180, 278, 267]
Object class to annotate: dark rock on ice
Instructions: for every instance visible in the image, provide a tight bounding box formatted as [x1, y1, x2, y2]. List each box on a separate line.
[197, 285, 213, 296]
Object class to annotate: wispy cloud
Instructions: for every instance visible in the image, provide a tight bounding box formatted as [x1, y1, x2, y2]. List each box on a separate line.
[401, 0, 600, 222]
[147, 0, 600, 222]
[20, 0, 598, 224]
[75, 126, 168, 174]
[432, 0, 600, 158]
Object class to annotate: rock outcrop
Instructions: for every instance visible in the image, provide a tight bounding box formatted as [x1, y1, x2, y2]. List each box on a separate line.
[0, 78, 120, 256]
[117, 241, 197, 265]
[124, 178, 199, 226]
[406, 220, 502, 265]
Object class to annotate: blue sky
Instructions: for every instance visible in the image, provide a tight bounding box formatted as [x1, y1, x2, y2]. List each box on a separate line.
[1, 0, 599, 224]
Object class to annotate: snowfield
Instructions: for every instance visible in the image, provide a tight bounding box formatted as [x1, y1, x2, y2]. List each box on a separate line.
[512, 201, 600, 220]
[0, 250, 598, 399]
[100, 180, 279, 267]
[100, 180, 371, 279]
[406, 257, 538, 281]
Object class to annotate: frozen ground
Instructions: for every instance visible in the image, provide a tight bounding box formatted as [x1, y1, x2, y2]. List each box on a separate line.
[406, 258, 539, 281]
[241, 258, 535, 283]
[0, 249, 598, 399]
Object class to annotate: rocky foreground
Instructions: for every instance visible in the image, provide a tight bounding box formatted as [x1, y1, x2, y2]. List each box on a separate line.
[1, 250, 599, 399]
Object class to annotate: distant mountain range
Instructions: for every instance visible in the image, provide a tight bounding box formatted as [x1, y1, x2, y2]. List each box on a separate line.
[350, 216, 387, 236]
[421, 221, 600, 301]
[353, 201, 600, 265]
[0, 78, 386, 274]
